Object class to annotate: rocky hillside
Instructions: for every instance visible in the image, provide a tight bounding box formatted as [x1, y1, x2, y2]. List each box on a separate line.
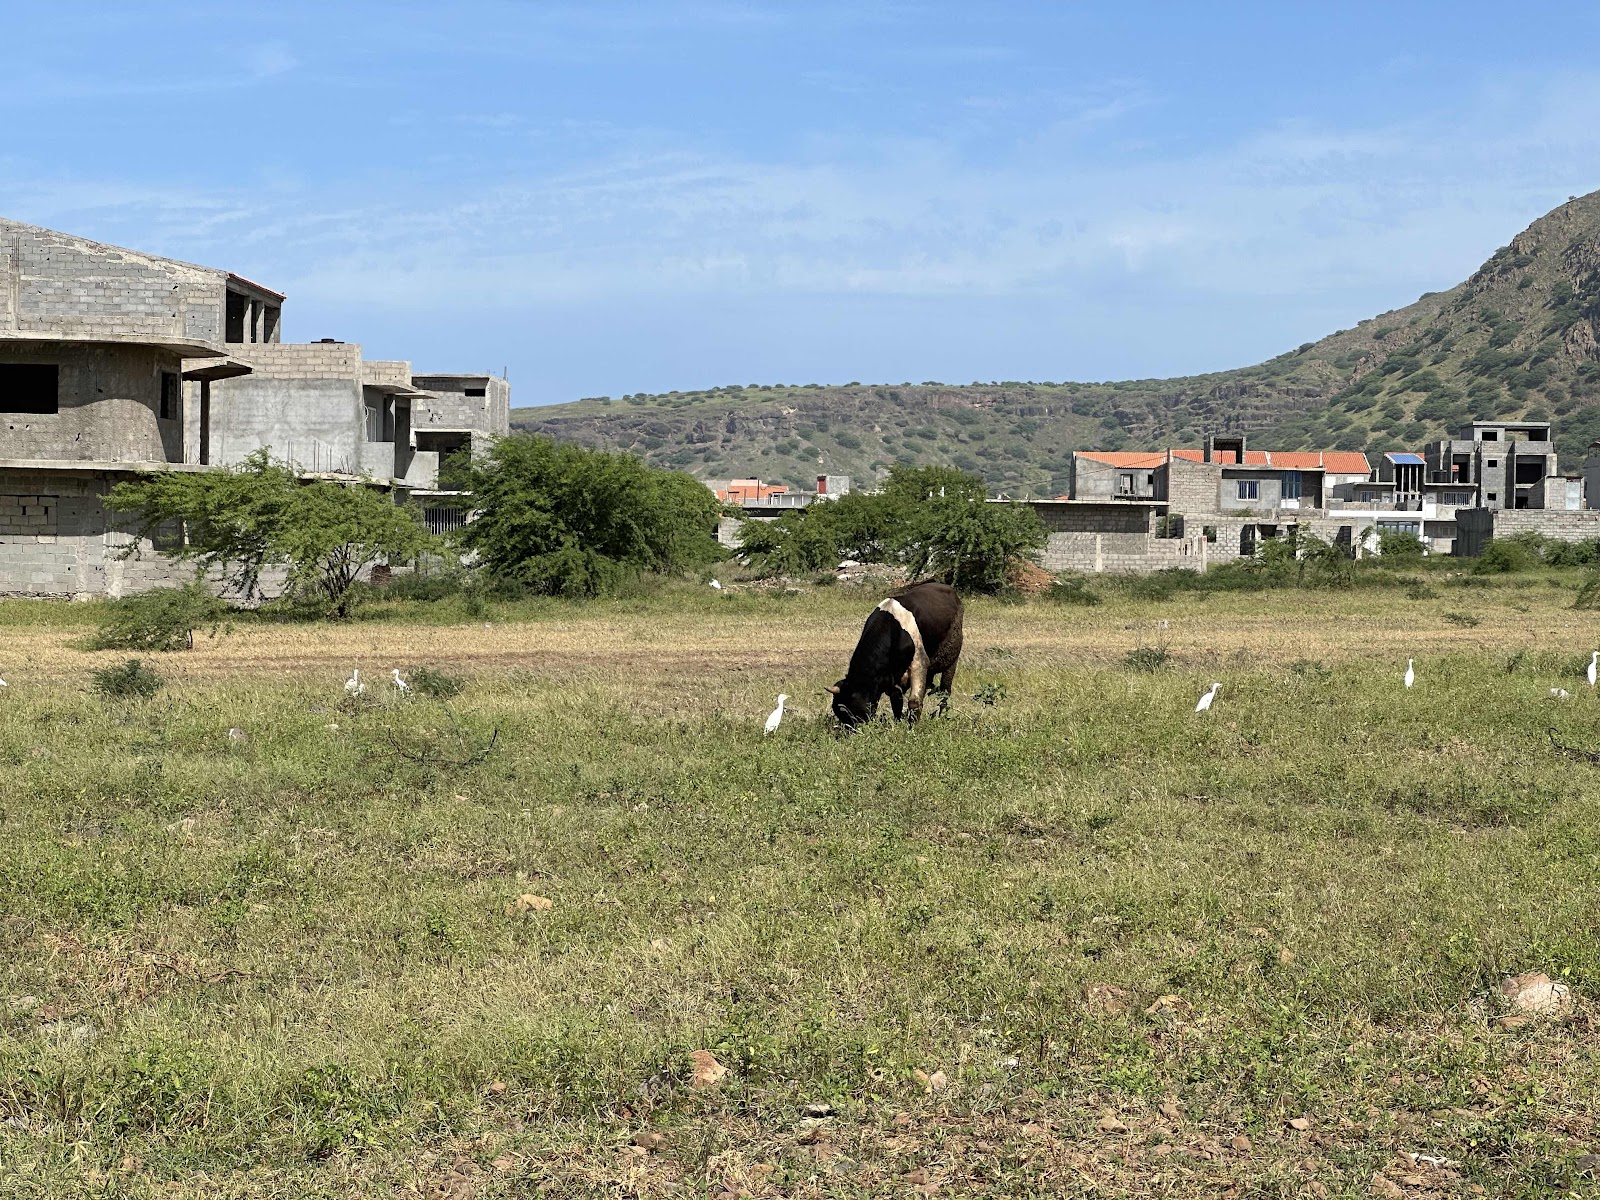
[515, 191, 1600, 496]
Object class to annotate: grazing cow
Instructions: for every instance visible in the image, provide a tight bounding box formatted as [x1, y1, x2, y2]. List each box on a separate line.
[829, 580, 964, 728]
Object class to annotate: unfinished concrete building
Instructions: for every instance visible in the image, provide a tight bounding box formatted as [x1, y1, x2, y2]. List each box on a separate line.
[0, 217, 510, 596]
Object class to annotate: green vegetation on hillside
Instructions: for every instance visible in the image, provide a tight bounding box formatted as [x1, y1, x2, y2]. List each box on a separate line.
[516, 190, 1600, 492]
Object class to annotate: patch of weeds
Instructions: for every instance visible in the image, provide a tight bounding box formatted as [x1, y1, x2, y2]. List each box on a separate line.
[91, 657, 164, 700]
[1045, 577, 1102, 606]
[1505, 649, 1526, 674]
[1405, 581, 1439, 600]
[408, 665, 464, 699]
[282, 1062, 402, 1158]
[1123, 643, 1170, 672]
[82, 582, 229, 652]
[972, 682, 1008, 706]
[1289, 658, 1332, 681]
[1443, 611, 1481, 627]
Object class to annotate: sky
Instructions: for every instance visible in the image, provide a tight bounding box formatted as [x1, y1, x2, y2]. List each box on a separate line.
[4, 2, 1600, 407]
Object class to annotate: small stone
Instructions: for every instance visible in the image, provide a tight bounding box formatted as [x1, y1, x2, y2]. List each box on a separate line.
[689, 1049, 727, 1089]
[926, 1070, 949, 1092]
[485, 1080, 507, 1096]
[1230, 1134, 1252, 1152]
[632, 1131, 665, 1151]
[802, 1102, 836, 1118]
[1097, 1113, 1128, 1134]
[1159, 1099, 1182, 1120]
[1575, 1153, 1599, 1176]
[1495, 972, 1574, 1020]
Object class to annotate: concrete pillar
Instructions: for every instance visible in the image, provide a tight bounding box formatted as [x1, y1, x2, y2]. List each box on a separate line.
[1093, 533, 1104, 573]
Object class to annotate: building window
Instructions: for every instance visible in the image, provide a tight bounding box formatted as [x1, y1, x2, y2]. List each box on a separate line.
[1487, 492, 1498, 503]
[1487, 458, 1499, 468]
[1117, 472, 1136, 494]
[1282, 471, 1302, 500]
[364, 399, 384, 442]
[464, 387, 487, 398]
[1378, 520, 1420, 535]
[0, 364, 59, 414]
[1441, 490, 1473, 505]
[1236, 480, 1259, 501]
[1481, 430, 1499, 441]
[159, 372, 180, 421]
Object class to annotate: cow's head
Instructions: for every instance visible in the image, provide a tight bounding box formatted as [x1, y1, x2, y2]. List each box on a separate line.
[827, 681, 877, 730]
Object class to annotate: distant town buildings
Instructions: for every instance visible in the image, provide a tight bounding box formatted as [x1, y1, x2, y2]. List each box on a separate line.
[1019, 423, 1600, 574]
[0, 217, 507, 597]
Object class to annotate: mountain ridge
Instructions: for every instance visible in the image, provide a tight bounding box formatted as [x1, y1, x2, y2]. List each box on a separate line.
[513, 192, 1600, 495]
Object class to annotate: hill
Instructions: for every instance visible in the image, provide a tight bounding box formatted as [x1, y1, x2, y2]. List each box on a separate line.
[514, 191, 1600, 495]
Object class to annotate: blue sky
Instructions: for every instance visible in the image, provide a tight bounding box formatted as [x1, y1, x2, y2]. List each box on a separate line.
[5, 2, 1600, 406]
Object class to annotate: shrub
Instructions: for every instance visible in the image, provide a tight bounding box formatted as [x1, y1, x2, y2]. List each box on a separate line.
[92, 658, 164, 700]
[1473, 539, 1538, 574]
[1443, 611, 1481, 627]
[460, 435, 724, 597]
[1044, 577, 1102, 606]
[408, 666, 465, 699]
[1123, 644, 1170, 672]
[1377, 531, 1427, 562]
[84, 582, 228, 652]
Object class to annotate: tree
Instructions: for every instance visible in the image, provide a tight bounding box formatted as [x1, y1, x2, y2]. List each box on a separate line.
[106, 451, 436, 617]
[737, 464, 1045, 593]
[460, 435, 722, 596]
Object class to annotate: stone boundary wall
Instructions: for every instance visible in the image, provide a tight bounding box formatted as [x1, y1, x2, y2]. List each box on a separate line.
[1455, 507, 1600, 556]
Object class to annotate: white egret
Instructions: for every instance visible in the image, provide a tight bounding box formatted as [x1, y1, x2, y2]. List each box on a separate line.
[392, 669, 410, 695]
[1588, 651, 1597, 688]
[0, 677, 7, 688]
[1195, 682, 1221, 713]
[1404, 659, 1415, 689]
[344, 669, 365, 697]
[709, 579, 723, 591]
[1550, 687, 1572, 700]
[764, 693, 788, 735]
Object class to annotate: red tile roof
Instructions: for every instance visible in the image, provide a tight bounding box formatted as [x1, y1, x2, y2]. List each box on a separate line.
[1167, 449, 1370, 473]
[1073, 451, 1168, 469]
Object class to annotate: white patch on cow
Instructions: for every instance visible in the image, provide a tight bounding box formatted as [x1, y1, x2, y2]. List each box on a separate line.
[877, 597, 930, 714]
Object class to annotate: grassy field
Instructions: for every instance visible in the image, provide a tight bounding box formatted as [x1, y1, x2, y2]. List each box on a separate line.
[3, 574, 1600, 1198]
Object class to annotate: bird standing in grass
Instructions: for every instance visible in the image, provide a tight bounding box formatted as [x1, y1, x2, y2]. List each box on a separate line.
[710, 579, 723, 591]
[392, 669, 410, 696]
[1195, 682, 1221, 713]
[1404, 659, 1415, 689]
[344, 669, 365, 697]
[1588, 651, 1597, 688]
[0, 677, 7, 688]
[764, 693, 788, 735]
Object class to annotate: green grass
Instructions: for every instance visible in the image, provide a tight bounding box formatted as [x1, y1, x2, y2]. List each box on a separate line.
[2, 584, 1599, 1196]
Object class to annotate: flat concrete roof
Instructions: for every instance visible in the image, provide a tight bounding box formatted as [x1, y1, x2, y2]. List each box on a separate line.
[0, 458, 210, 473]
[0, 331, 234, 357]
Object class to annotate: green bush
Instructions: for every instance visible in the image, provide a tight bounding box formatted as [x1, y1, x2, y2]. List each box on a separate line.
[408, 666, 465, 699]
[92, 657, 164, 700]
[1474, 539, 1539, 574]
[1123, 644, 1170, 672]
[1377, 531, 1427, 562]
[1044, 577, 1102, 606]
[83, 582, 228, 652]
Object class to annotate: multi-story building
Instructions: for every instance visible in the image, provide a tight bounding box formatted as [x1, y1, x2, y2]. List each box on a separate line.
[1423, 421, 1563, 511]
[0, 217, 508, 596]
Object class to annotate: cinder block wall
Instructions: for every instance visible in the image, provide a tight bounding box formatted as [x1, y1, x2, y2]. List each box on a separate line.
[0, 468, 197, 597]
[201, 343, 365, 475]
[0, 218, 225, 344]
[412, 375, 512, 439]
[0, 341, 184, 462]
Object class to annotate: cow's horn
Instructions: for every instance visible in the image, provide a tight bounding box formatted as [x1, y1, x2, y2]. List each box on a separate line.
[826, 684, 841, 695]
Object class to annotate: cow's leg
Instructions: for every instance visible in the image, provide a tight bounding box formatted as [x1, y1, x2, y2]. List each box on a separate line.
[887, 686, 905, 721]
